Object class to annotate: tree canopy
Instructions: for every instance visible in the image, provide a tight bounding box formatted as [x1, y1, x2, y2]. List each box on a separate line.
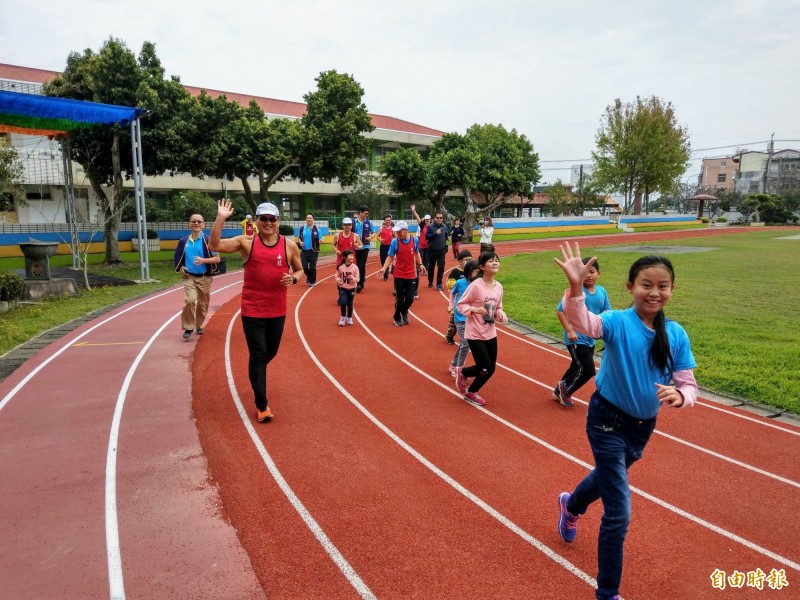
[44, 37, 194, 263]
[592, 95, 690, 214]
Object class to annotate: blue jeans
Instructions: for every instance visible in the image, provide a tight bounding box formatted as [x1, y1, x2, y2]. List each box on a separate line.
[566, 392, 657, 600]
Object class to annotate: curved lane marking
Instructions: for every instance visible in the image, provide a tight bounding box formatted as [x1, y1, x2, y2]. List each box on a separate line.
[407, 307, 800, 490]
[222, 303, 376, 600]
[295, 281, 599, 592]
[104, 278, 243, 600]
[333, 273, 800, 572]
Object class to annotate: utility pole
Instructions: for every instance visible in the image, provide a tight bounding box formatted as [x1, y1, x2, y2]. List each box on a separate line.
[762, 133, 774, 193]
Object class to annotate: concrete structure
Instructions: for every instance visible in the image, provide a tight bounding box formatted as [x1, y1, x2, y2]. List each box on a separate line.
[699, 157, 737, 192]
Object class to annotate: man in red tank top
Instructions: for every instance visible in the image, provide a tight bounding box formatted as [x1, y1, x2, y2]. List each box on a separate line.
[210, 199, 304, 423]
[375, 220, 426, 326]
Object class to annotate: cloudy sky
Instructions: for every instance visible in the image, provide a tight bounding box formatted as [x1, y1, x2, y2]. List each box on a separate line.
[3, 0, 799, 183]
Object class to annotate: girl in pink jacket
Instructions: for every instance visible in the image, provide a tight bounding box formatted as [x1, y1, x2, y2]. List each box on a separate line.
[454, 251, 508, 406]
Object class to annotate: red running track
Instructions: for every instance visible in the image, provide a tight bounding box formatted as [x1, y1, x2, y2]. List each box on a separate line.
[1, 227, 797, 599]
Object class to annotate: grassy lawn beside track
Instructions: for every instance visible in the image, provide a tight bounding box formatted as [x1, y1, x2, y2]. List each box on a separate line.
[500, 230, 800, 413]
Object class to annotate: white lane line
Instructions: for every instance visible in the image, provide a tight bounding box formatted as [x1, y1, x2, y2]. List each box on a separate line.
[105, 279, 242, 600]
[0, 288, 180, 413]
[295, 284, 599, 592]
[223, 306, 376, 600]
[408, 308, 800, 490]
[340, 283, 800, 572]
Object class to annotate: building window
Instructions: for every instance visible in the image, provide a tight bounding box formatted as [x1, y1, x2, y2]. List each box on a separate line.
[717, 173, 726, 183]
[26, 192, 52, 200]
[720, 161, 727, 167]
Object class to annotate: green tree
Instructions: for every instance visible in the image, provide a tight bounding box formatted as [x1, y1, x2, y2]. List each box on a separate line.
[572, 173, 606, 215]
[741, 193, 795, 223]
[380, 146, 430, 202]
[466, 123, 540, 216]
[343, 171, 391, 217]
[593, 96, 690, 215]
[44, 37, 194, 264]
[544, 180, 572, 216]
[0, 138, 23, 209]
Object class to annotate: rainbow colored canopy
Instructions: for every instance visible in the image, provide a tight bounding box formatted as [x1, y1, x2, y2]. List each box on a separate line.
[0, 90, 144, 137]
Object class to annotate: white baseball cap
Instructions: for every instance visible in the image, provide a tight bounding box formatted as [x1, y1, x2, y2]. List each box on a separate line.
[245, 214, 252, 219]
[423, 214, 431, 220]
[342, 217, 353, 225]
[392, 220, 409, 232]
[255, 203, 279, 217]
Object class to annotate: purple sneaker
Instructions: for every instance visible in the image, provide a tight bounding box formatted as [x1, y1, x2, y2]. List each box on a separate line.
[455, 371, 468, 394]
[557, 381, 574, 408]
[558, 492, 580, 543]
[464, 391, 487, 406]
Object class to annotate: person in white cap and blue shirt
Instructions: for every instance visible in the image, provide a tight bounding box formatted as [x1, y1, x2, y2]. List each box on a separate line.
[210, 199, 304, 423]
[375, 220, 426, 326]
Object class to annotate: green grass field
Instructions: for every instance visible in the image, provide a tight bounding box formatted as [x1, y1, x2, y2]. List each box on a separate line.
[2, 231, 798, 414]
[499, 229, 800, 413]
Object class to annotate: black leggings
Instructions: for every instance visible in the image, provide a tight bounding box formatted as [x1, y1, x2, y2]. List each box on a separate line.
[241, 315, 286, 411]
[462, 337, 498, 393]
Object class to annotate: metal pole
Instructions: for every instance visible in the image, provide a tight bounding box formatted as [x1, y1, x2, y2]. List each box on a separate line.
[60, 138, 80, 269]
[129, 117, 149, 281]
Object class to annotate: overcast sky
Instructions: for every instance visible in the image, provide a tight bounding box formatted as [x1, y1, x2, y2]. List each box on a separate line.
[3, 0, 799, 183]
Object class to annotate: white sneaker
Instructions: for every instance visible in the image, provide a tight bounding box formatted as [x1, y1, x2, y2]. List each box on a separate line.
[347, 318, 353, 326]
[338, 317, 346, 327]
[449, 365, 458, 378]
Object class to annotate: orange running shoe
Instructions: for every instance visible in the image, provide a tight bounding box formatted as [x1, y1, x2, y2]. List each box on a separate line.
[257, 407, 273, 422]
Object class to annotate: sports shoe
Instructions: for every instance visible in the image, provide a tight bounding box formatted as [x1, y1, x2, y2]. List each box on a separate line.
[257, 407, 273, 422]
[558, 492, 580, 543]
[449, 365, 458, 378]
[347, 318, 353, 326]
[402, 314, 410, 325]
[456, 371, 468, 394]
[393, 318, 403, 327]
[339, 317, 346, 327]
[183, 330, 192, 340]
[414, 293, 419, 299]
[557, 381, 574, 407]
[427, 283, 433, 288]
[436, 285, 443, 291]
[196, 328, 205, 335]
[464, 391, 487, 406]
[445, 337, 456, 345]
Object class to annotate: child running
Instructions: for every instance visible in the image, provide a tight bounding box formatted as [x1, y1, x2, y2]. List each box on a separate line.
[444, 249, 473, 344]
[553, 242, 697, 600]
[335, 249, 360, 326]
[553, 257, 612, 407]
[448, 259, 480, 378]
[454, 252, 508, 406]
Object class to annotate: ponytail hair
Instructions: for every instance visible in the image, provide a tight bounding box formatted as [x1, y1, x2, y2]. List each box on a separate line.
[628, 255, 675, 374]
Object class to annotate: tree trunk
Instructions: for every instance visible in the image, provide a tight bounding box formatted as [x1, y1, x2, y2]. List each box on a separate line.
[239, 176, 256, 212]
[462, 189, 479, 242]
[633, 191, 643, 215]
[103, 133, 123, 265]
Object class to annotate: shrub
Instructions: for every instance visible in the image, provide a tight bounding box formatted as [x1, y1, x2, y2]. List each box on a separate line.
[700, 217, 710, 223]
[716, 217, 727, 223]
[278, 224, 295, 237]
[145, 228, 159, 239]
[0, 271, 25, 302]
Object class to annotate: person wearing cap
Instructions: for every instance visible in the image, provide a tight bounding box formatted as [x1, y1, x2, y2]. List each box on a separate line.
[296, 213, 321, 286]
[374, 220, 426, 326]
[240, 214, 254, 236]
[174, 214, 220, 340]
[333, 217, 363, 268]
[354, 205, 375, 293]
[209, 199, 304, 423]
[425, 212, 450, 291]
[410, 204, 430, 298]
[377, 213, 395, 281]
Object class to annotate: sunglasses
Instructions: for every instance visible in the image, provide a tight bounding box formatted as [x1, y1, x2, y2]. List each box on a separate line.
[258, 215, 278, 223]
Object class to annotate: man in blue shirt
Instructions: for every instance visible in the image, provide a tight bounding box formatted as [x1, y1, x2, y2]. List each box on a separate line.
[173, 214, 220, 340]
[297, 213, 321, 286]
[354, 205, 374, 293]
